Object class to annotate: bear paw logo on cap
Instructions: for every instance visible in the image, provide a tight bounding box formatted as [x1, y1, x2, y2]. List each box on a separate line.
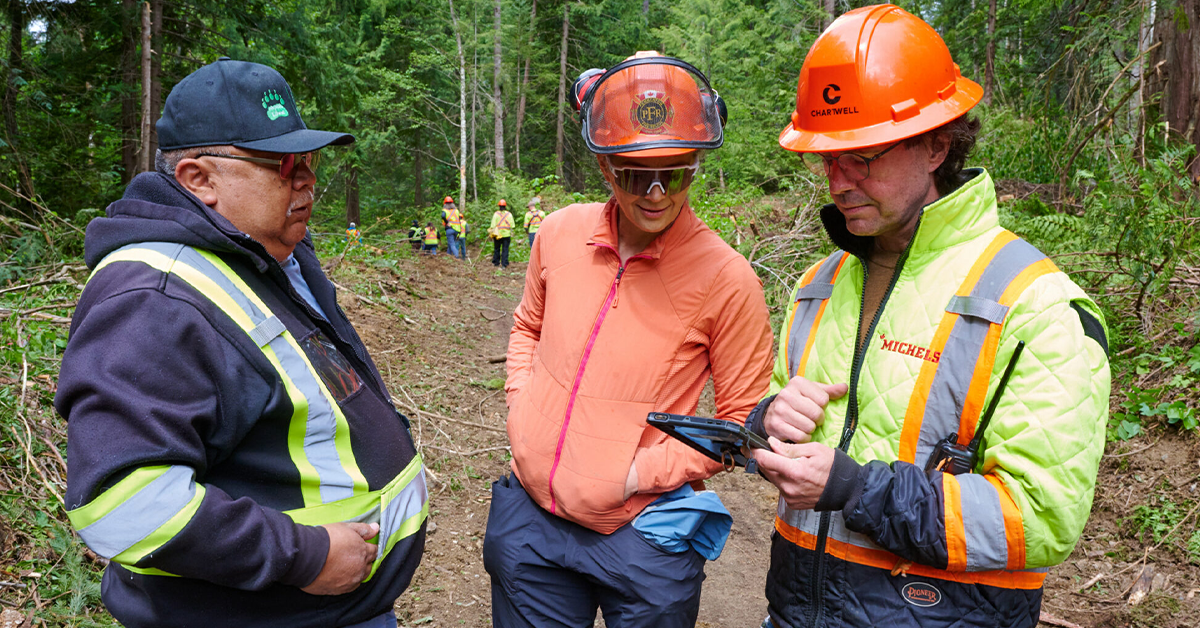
[262, 90, 289, 121]
[630, 91, 673, 134]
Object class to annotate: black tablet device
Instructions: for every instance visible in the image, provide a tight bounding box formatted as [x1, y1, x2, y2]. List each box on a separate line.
[647, 412, 771, 470]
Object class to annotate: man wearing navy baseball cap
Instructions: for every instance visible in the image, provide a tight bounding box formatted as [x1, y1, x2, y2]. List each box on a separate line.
[57, 58, 428, 627]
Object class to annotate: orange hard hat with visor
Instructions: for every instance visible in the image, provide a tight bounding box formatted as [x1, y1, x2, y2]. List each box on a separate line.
[573, 52, 726, 158]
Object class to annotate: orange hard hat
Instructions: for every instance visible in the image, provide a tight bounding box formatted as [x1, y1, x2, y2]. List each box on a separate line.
[574, 51, 726, 157]
[779, 4, 982, 153]
[498, 199, 507, 207]
[443, 196, 454, 204]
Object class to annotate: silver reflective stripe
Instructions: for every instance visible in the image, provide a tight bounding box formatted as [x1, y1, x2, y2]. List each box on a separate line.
[77, 466, 197, 559]
[945, 296, 1008, 325]
[117, 242, 358, 503]
[777, 501, 879, 551]
[914, 237, 1048, 468]
[249, 316, 287, 347]
[377, 468, 428, 560]
[957, 474, 1009, 571]
[786, 251, 846, 378]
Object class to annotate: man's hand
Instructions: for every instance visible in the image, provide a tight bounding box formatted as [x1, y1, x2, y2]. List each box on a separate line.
[623, 461, 639, 501]
[763, 376, 848, 443]
[753, 439, 836, 511]
[301, 522, 379, 596]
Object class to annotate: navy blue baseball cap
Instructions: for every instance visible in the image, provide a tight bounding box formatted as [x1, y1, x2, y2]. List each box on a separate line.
[157, 57, 354, 153]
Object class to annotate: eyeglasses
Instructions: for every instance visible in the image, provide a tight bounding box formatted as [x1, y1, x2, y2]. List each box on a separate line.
[196, 152, 319, 179]
[606, 161, 699, 196]
[801, 142, 900, 182]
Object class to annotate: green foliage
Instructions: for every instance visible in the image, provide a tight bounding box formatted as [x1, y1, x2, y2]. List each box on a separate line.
[1125, 498, 1187, 546]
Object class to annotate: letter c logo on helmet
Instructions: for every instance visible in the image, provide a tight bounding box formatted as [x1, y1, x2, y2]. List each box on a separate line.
[822, 84, 841, 105]
[780, 4, 982, 154]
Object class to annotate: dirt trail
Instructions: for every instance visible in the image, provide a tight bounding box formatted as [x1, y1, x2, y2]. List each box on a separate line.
[334, 245, 1200, 628]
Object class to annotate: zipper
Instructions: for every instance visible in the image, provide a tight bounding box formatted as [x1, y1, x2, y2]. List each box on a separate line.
[547, 248, 647, 513]
[807, 219, 920, 628]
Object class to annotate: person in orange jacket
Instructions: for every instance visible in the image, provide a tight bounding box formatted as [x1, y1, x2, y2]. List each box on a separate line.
[482, 51, 774, 628]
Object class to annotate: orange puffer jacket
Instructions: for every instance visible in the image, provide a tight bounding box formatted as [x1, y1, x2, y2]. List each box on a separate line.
[505, 198, 773, 533]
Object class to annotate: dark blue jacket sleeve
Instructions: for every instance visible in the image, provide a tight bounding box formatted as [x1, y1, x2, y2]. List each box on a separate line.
[818, 457, 950, 570]
[59, 283, 327, 590]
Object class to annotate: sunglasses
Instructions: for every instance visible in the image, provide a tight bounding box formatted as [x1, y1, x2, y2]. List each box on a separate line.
[196, 151, 319, 179]
[800, 142, 899, 182]
[606, 161, 699, 196]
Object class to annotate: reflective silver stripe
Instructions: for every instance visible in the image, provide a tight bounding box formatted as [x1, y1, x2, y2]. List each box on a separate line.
[377, 468, 428, 560]
[110, 243, 358, 503]
[77, 466, 197, 559]
[914, 237, 1048, 468]
[778, 499, 1048, 575]
[777, 501, 880, 551]
[957, 474, 1008, 571]
[945, 295, 1008, 325]
[249, 316, 287, 347]
[786, 251, 847, 378]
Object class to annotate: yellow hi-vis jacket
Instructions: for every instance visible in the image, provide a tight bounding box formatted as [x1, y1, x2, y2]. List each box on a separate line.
[524, 209, 545, 233]
[490, 210, 514, 239]
[756, 170, 1110, 628]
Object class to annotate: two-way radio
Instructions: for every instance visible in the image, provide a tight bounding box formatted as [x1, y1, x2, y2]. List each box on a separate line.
[925, 340, 1026, 475]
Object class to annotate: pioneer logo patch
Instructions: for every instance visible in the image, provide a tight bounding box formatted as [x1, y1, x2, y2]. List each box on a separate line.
[901, 582, 942, 607]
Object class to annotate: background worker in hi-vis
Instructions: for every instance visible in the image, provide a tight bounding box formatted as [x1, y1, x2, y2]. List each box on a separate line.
[743, 6, 1111, 627]
[57, 58, 427, 628]
[484, 51, 774, 628]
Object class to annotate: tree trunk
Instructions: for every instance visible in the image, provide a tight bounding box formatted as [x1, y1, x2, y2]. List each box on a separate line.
[138, 1, 152, 174]
[121, 0, 139, 182]
[983, 0, 996, 105]
[514, 0, 536, 172]
[413, 127, 424, 207]
[448, 0, 468, 207]
[492, 0, 505, 170]
[555, 3, 569, 180]
[1149, 0, 1200, 179]
[3, 0, 34, 209]
[150, 0, 163, 158]
[821, 0, 836, 32]
[471, 9, 479, 202]
[346, 166, 360, 227]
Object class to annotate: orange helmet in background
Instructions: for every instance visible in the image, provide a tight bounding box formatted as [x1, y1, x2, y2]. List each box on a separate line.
[779, 4, 982, 153]
[443, 196, 455, 204]
[573, 51, 726, 157]
[498, 199, 507, 207]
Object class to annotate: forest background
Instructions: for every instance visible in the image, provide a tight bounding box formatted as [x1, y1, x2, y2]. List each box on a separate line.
[2, 0, 1200, 626]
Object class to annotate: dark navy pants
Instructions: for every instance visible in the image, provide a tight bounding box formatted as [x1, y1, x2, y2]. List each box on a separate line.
[491, 236, 511, 267]
[483, 475, 706, 628]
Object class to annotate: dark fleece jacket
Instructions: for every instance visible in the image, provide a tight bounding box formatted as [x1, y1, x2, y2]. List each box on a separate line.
[57, 172, 423, 628]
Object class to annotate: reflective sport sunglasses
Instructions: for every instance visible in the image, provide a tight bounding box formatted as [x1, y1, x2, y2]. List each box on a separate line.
[606, 161, 700, 197]
[801, 142, 900, 182]
[196, 151, 319, 179]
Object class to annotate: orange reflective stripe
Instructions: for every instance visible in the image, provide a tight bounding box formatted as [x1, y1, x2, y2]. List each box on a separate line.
[796, 253, 849, 377]
[898, 232, 1013, 461]
[942, 473, 968, 571]
[985, 474, 1027, 570]
[782, 257, 829, 374]
[955, 257, 1059, 443]
[773, 517, 1045, 589]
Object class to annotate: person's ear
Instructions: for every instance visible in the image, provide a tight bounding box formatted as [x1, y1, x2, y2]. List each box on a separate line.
[175, 158, 220, 206]
[926, 132, 951, 174]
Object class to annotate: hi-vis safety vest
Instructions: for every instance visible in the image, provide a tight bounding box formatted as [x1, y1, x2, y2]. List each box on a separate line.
[490, 211, 514, 238]
[525, 210, 544, 233]
[778, 230, 1058, 590]
[423, 227, 439, 245]
[444, 208, 465, 232]
[68, 242, 428, 580]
